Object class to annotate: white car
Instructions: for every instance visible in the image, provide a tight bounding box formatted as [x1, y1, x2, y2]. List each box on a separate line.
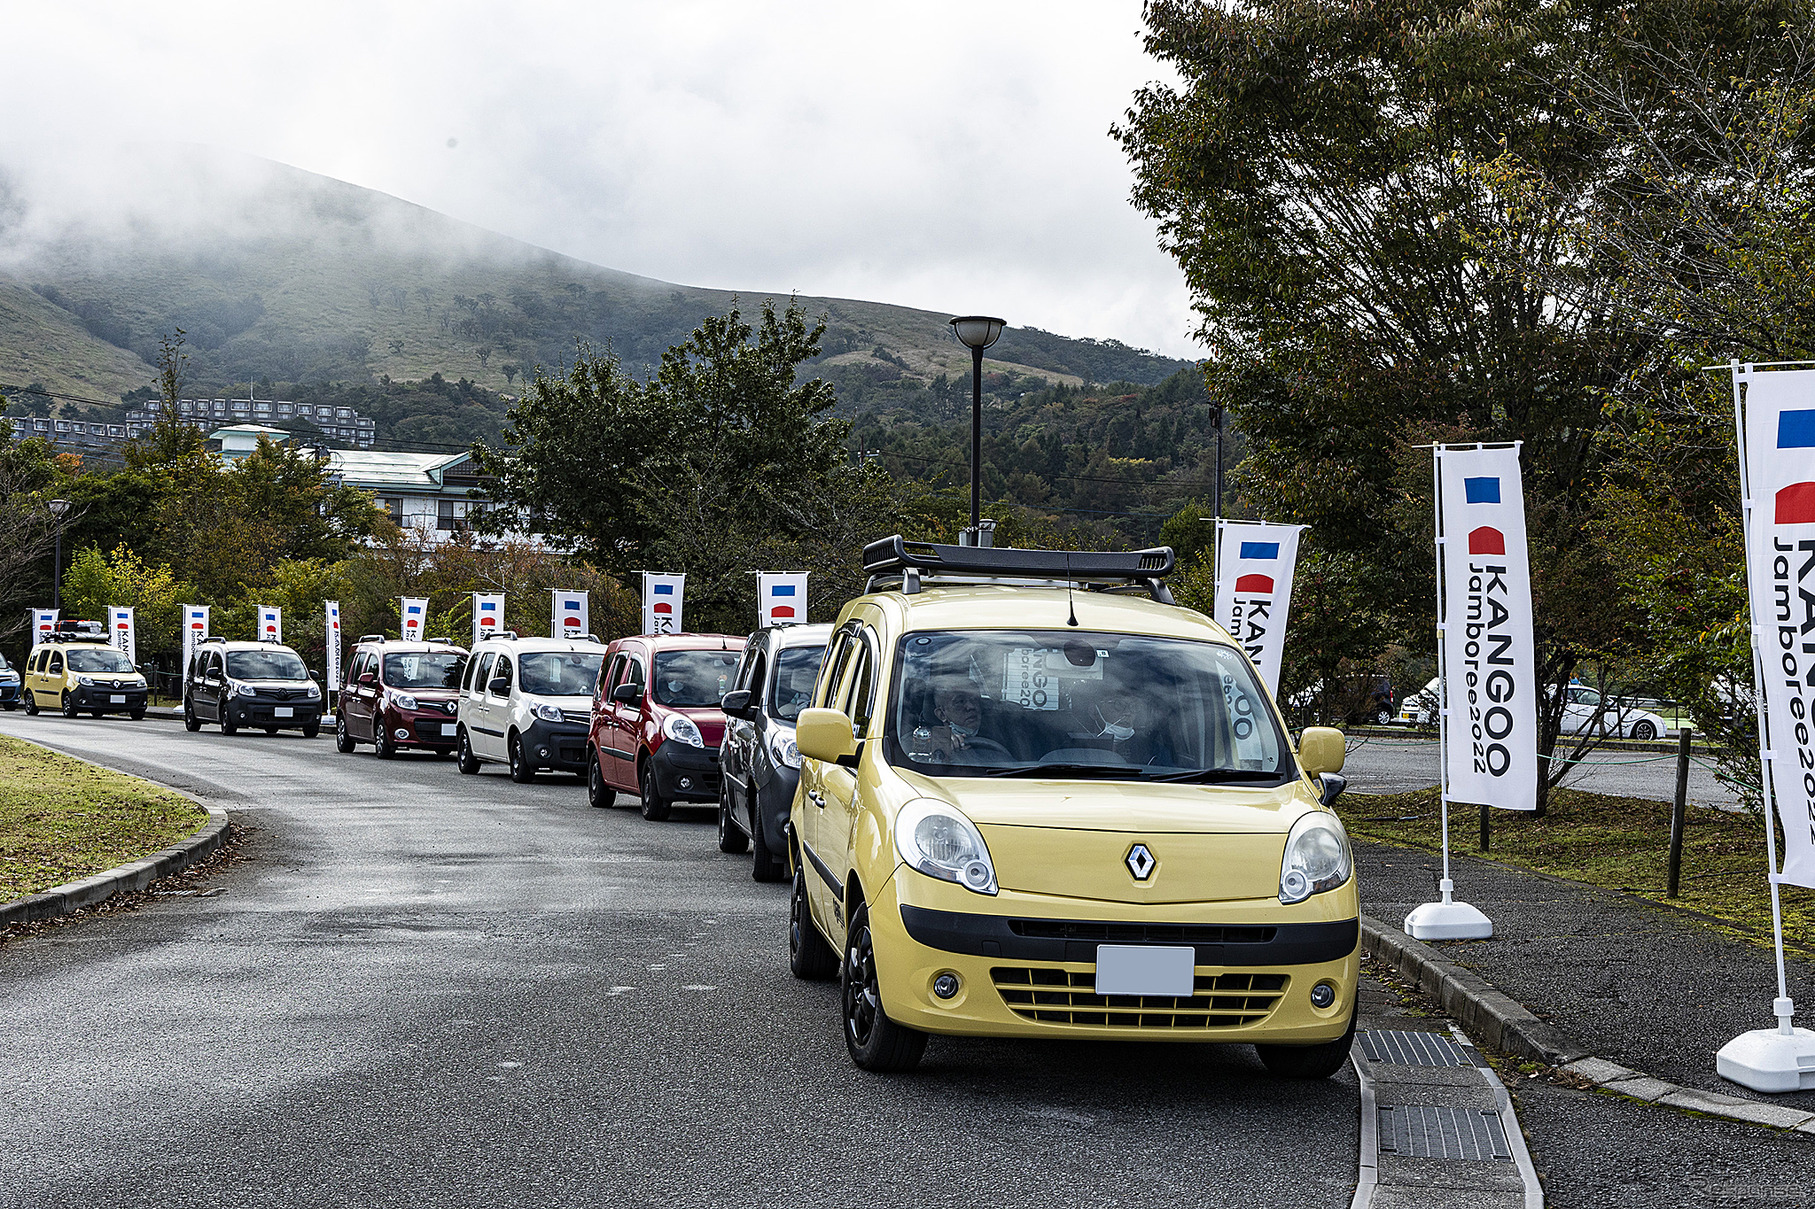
[455, 633, 606, 782]
[1398, 677, 1672, 739]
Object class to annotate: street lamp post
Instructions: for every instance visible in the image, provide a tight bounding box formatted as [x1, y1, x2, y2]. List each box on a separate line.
[948, 315, 1005, 542]
[48, 498, 70, 611]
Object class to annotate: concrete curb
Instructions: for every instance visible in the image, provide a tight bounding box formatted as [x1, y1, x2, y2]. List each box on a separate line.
[0, 805, 232, 928]
[1360, 914, 1815, 1137]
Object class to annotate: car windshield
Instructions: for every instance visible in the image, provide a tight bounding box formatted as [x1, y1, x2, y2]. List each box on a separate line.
[769, 644, 827, 721]
[67, 647, 135, 674]
[653, 650, 741, 707]
[227, 649, 309, 681]
[887, 630, 1291, 783]
[384, 651, 466, 690]
[519, 651, 604, 697]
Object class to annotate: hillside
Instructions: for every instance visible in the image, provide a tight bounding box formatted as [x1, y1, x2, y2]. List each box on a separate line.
[0, 148, 1191, 422]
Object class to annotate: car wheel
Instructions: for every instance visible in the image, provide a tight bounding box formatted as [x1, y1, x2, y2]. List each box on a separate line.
[263, 726, 279, 735]
[842, 901, 926, 1072]
[456, 727, 481, 775]
[587, 752, 614, 808]
[374, 715, 396, 759]
[24, 691, 39, 716]
[92, 711, 106, 719]
[335, 712, 355, 752]
[1255, 991, 1358, 1079]
[301, 720, 320, 739]
[789, 863, 838, 980]
[717, 784, 749, 854]
[130, 709, 145, 721]
[639, 760, 670, 820]
[1374, 709, 1392, 725]
[1630, 720, 1657, 741]
[221, 710, 237, 736]
[508, 732, 536, 783]
[61, 692, 79, 719]
[750, 798, 784, 883]
[183, 697, 201, 732]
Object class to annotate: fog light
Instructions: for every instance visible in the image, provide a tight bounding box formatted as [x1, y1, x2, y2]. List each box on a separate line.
[538, 747, 551, 759]
[1310, 981, 1337, 1009]
[933, 972, 960, 1000]
[395, 728, 409, 740]
[679, 776, 693, 789]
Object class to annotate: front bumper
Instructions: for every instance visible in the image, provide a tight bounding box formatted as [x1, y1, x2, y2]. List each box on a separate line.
[70, 685, 150, 714]
[393, 709, 461, 749]
[865, 869, 1360, 1045]
[228, 699, 322, 729]
[0, 682, 20, 706]
[754, 763, 802, 850]
[650, 740, 721, 802]
[522, 719, 591, 770]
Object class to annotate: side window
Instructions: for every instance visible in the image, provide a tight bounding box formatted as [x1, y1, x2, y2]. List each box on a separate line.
[47, 651, 63, 674]
[838, 637, 878, 736]
[472, 652, 496, 691]
[625, 657, 646, 692]
[745, 650, 769, 703]
[816, 634, 854, 709]
[601, 654, 625, 697]
[493, 656, 514, 695]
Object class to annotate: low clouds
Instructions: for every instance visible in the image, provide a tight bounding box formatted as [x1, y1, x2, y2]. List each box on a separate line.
[0, 1, 1197, 356]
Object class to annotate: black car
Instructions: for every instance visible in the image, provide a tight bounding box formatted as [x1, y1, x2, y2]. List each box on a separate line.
[716, 623, 830, 881]
[184, 638, 323, 737]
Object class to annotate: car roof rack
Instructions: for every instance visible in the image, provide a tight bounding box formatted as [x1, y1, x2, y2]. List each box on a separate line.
[357, 633, 387, 644]
[861, 535, 1176, 603]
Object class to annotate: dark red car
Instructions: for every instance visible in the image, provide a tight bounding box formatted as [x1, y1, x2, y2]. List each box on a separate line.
[587, 633, 744, 820]
[336, 636, 469, 758]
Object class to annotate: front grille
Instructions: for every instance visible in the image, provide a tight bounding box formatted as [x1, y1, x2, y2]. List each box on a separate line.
[991, 966, 1287, 1029]
[1008, 920, 1277, 946]
[556, 740, 587, 763]
[560, 708, 590, 725]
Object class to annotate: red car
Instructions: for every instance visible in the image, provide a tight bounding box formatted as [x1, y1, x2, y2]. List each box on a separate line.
[587, 633, 744, 820]
[336, 636, 469, 758]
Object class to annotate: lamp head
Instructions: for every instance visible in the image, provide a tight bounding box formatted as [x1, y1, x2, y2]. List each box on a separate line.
[949, 316, 1006, 351]
[48, 498, 71, 519]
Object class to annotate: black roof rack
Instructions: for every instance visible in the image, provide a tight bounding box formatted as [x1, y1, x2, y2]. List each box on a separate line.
[861, 535, 1176, 603]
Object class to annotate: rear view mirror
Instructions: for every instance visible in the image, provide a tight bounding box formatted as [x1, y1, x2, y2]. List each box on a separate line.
[612, 683, 642, 704]
[1298, 726, 1347, 778]
[488, 677, 510, 696]
[796, 707, 859, 767]
[719, 689, 753, 718]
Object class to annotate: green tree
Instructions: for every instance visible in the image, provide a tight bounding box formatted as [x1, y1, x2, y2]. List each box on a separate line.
[59, 544, 195, 665]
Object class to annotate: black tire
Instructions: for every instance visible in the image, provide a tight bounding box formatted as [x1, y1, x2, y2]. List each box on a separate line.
[335, 712, 355, 752]
[263, 726, 279, 735]
[587, 752, 615, 807]
[508, 732, 536, 783]
[62, 691, 79, 719]
[374, 715, 396, 759]
[1256, 993, 1359, 1080]
[750, 796, 784, 883]
[301, 720, 320, 739]
[221, 710, 237, 736]
[457, 727, 481, 775]
[24, 691, 39, 716]
[183, 696, 200, 732]
[130, 709, 145, 721]
[789, 862, 838, 980]
[717, 785, 749, 853]
[639, 761, 670, 820]
[1630, 720, 1657, 741]
[842, 901, 926, 1072]
[92, 711, 106, 719]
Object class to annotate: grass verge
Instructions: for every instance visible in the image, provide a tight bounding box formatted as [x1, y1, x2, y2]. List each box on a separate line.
[0, 735, 209, 902]
[1346, 787, 1814, 947]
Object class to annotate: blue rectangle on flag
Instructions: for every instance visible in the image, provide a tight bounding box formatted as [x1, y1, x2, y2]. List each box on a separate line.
[563, 599, 579, 609]
[655, 584, 674, 595]
[1779, 409, 1815, 448]
[772, 585, 796, 596]
[1464, 477, 1501, 503]
[407, 606, 421, 615]
[1238, 542, 1279, 560]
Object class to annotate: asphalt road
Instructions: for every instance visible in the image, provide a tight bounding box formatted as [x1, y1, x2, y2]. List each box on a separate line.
[1341, 733, 1742, 806]
[0, 714, 1365, 1209]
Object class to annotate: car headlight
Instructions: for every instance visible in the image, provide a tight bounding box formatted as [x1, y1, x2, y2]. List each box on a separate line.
[895, 800, 997, 895]
[766, 727, 801, 770]
[534, 701, 565, 723]
[394, 693, 420, 711]
[304, 683, 321, 700]
[233, 682, 257, 698]
[76, 675, 96, 686]
[1279, 812, 1353, 904]
[662, 713, 704, 747]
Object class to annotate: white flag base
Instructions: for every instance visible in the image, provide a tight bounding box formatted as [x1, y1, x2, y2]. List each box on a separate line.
[1404, 879, 1493, 941]
[1717, 998, 1815, 1093]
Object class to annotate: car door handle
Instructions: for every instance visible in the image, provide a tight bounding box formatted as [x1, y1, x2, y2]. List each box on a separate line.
[808, 790, 825, 809]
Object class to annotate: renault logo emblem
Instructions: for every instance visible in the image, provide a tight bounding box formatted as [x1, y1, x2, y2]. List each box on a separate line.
[1125, 843, 1156, 880]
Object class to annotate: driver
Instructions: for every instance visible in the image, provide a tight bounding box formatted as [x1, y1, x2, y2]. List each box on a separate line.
[912, 675, 990, 763]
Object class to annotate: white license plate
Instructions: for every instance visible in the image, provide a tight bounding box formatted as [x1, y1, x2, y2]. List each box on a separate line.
[1094, 945, 1197, 997]
[441, 723, 457, 736]
[274, 706, 293, 718]
[109, 694, 126, 703]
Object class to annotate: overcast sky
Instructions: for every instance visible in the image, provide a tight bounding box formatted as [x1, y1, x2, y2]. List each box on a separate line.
[1, 1, 1199, 358]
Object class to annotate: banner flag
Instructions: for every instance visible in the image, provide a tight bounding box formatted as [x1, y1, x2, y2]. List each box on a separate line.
[30, 608, 57, 648]
[400, 596, 428, 642]
[471, 593, 504, 646]
[1738, 368, 1815, 887]
[108, 605, 137, 666]
[325, 600, 343, 691]
[642, 573, 685, 636]
[180, 604, 209, 672]
[258, 605, 282, 643]
[757, 572, 808, 628]
[1211, 522, 1304, 698]
[1436, 444, 1538, 812]
[551, 589, 589, 639]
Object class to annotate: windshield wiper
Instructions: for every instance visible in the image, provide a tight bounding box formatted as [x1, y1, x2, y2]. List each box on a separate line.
[982, 762, 1146, 779]
[1139, 768, 1287, 784]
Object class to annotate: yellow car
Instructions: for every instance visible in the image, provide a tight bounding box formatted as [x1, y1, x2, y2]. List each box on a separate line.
[21, 624, 150, 720]
[788, 538, 1355, 1074]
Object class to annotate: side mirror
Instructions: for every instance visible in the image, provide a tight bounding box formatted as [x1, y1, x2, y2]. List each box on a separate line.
[795, 707, 859, 767]
[719, 689, 753, 718]
[612, 683, 642, 705]
[1319, 772, 1348, 807]
[1298, 726, 1346, 777]
[358, 672, 377, 687]
[488, 677, 510, 696]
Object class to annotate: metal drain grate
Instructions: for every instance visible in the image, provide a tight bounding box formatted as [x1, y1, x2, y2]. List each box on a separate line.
[1377, 1105, 1512, 1161]
[1358, 1029, 1478, 1067]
